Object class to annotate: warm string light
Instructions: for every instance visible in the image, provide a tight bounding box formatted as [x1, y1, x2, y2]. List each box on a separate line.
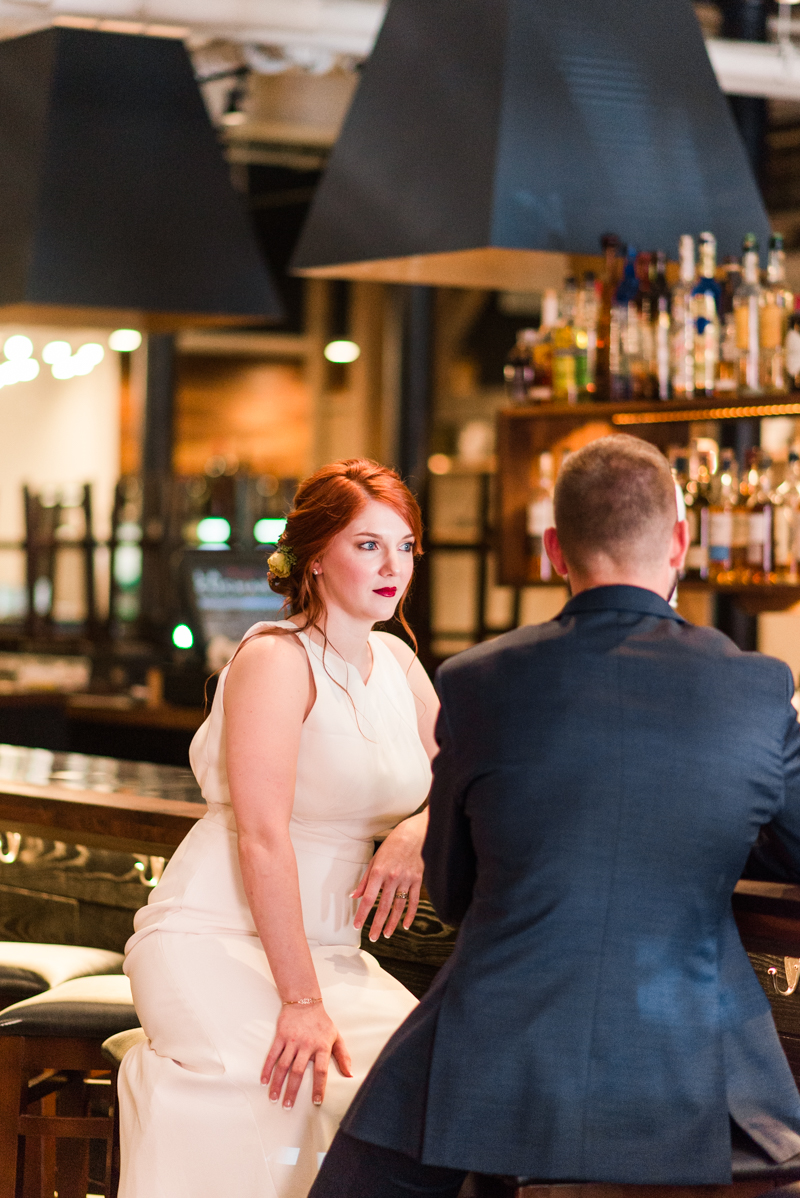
[0, 336, 38, 388]
[613, 403, 800, 425]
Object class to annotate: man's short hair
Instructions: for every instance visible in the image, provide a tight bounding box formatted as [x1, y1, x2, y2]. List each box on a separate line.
[554, 435, 677, 572]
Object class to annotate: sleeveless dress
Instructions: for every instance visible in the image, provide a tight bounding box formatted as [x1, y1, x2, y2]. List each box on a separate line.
[118, 622, 432, 1198]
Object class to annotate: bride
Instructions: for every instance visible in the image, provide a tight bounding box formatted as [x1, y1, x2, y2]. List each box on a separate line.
[118, 459, 438, 1198]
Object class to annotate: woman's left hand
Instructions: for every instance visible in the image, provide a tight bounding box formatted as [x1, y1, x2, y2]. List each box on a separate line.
[352, 809, 428, 941]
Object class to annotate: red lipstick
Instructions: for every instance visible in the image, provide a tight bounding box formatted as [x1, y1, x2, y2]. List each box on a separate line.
[374, 587, 397, 598]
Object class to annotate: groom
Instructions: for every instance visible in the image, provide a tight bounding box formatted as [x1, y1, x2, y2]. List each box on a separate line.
[310, 434, 800, 1197]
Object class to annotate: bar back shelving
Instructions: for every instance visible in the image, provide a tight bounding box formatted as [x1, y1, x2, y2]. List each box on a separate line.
[497, 394, 800, 615]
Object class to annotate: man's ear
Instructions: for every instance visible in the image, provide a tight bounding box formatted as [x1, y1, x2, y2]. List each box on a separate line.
[543, 527, 569, 578]
[669, 519, 689, 571]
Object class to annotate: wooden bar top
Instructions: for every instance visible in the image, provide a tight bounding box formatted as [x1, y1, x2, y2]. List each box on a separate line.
[0, 744, 204, 856]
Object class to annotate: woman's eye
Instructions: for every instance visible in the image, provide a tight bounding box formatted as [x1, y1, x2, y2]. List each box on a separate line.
[359, 541, 378, 551]
[399, 542, 414, 553]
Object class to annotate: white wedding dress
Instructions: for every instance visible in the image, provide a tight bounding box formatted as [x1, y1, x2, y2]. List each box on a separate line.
[118, 622, 432, 1198]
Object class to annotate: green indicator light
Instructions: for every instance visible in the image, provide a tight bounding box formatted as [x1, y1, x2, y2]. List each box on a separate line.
[172, 624, 193, 650]
[253, 517, 287, 544]
[196, 517, 231, 544]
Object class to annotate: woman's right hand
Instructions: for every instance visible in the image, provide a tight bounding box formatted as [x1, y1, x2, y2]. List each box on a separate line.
[261, 1003, 352, 1108]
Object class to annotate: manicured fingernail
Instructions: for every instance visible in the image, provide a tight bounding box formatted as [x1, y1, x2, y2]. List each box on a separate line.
[284, 1100, 292, 1109]
[354, 922, 361, 930]
[369, 933, 377, 941]
[383, 931, 391, 938]
[270, 1093, 278, 1103]
[260, 1078, 267, 1086]
[313, 1097, 322, 1106]
[348, 891, 357, 898]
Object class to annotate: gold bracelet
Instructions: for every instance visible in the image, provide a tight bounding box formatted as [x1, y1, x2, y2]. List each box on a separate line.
[282, 996, 322, 1007]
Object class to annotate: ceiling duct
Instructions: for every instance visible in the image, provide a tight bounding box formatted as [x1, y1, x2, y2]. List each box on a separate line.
[0, 26, 281, 328]
[293, 0, 771, 288]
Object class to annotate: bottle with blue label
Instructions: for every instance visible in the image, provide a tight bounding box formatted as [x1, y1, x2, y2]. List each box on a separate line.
[708, 448, 738, 583]
[692, 232, 721, 398]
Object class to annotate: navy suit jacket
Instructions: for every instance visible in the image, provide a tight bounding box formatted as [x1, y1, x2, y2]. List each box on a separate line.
[343, 585, 800, 1183]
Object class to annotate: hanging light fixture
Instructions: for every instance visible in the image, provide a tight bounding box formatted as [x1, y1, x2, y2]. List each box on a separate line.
[0, 28, 280, 328]
[293, 0, 770, 288]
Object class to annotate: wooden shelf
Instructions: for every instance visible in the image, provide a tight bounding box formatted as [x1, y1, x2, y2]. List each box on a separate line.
[502, 394, 800, 425]
[497, 399, 800, 594]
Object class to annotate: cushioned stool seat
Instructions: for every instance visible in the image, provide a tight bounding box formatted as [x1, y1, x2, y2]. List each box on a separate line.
[0, 974, 140, 1198]
[102, 1026, 147, 1068]
[0, 973, 138, 1038]
[0, 942, 123, 1009]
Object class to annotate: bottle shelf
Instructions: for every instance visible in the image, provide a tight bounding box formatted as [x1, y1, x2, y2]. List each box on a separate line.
[513, 578, 800, 612]
[503, 394, 800, 427]
[496, 402, 800, 597]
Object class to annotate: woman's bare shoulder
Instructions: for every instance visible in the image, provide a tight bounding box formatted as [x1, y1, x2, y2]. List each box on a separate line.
[226, 627, 309, 689]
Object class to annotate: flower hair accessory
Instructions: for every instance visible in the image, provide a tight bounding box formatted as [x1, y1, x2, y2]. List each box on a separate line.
[267, 542, 297, 579]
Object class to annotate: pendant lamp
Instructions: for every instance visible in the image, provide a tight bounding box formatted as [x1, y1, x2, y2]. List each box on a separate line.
[0, 26, 281, 327]
[292, 0, 771, 287]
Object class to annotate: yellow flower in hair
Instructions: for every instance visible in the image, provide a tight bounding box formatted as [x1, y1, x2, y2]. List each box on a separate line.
[267, 545, 296, 578]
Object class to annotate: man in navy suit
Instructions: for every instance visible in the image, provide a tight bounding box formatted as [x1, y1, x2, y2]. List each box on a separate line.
[310, 434, 800, 1198]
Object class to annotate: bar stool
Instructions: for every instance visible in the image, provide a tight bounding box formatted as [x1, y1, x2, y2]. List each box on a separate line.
[0, 973, 139, 1198]
[0, 941, 123, 1009]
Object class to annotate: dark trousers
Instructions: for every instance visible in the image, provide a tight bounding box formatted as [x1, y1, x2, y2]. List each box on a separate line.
[308, 1130, 468, 1198]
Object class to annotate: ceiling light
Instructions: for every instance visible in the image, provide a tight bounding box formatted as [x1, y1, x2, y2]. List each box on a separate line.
[253, 517, 287, 544]
[4, 335, 33, 361]
[109, 328, 142, 352]
[196, 517, 231, 544]
[324, 339, 360, 364]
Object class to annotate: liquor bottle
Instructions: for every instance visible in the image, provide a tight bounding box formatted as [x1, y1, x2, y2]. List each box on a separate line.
[787, 305, 800, 392]
[733, 234, 762, 395]
[595, 233, 622, 400]
[682, 447, 712, 579]
[745, 451, 774, 584]
[526, 452, 555, 582]
[650, 251, 671, 400]
[671, 235, 696, 399]
[575, 272, 600, 399]
[529, 290, 559, 401]
[634, 251, 654, 399]
[708, 448, 739, 582]
[610, 246, 640, 401]
[717, 256, 741, 394]
[691, 232, 721, 398]
[761, 233, 791, 393]
[772, 451, 800, 581]
[504, 329, 536, 403]
[552, 278, 578, 403]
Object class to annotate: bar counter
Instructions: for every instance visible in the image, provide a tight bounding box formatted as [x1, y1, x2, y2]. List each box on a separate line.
[0, 743, 203, 857]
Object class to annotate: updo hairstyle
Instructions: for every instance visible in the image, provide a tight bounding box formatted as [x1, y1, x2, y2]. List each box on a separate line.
[269, 458, 423, 644]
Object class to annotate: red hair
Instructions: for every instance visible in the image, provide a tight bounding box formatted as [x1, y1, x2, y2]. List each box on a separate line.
[269, 458, 423, 647]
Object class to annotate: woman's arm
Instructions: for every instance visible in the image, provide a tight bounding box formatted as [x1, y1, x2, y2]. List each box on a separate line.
[224, 632, 351, 1109]
[351, 634, 440, 941]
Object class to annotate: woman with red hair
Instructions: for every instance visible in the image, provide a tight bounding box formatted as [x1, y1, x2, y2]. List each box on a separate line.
[118, 460, 438, 1198]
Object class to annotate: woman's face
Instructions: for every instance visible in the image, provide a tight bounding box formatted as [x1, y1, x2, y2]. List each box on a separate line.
[315, 498, 416, 624]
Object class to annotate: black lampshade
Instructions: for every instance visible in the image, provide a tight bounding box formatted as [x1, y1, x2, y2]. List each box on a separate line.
[293, 0, 771, 285]
[0, 26, 282, 327]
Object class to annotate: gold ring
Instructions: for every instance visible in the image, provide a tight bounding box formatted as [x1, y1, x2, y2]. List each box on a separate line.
[395, 890, 409, 900]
